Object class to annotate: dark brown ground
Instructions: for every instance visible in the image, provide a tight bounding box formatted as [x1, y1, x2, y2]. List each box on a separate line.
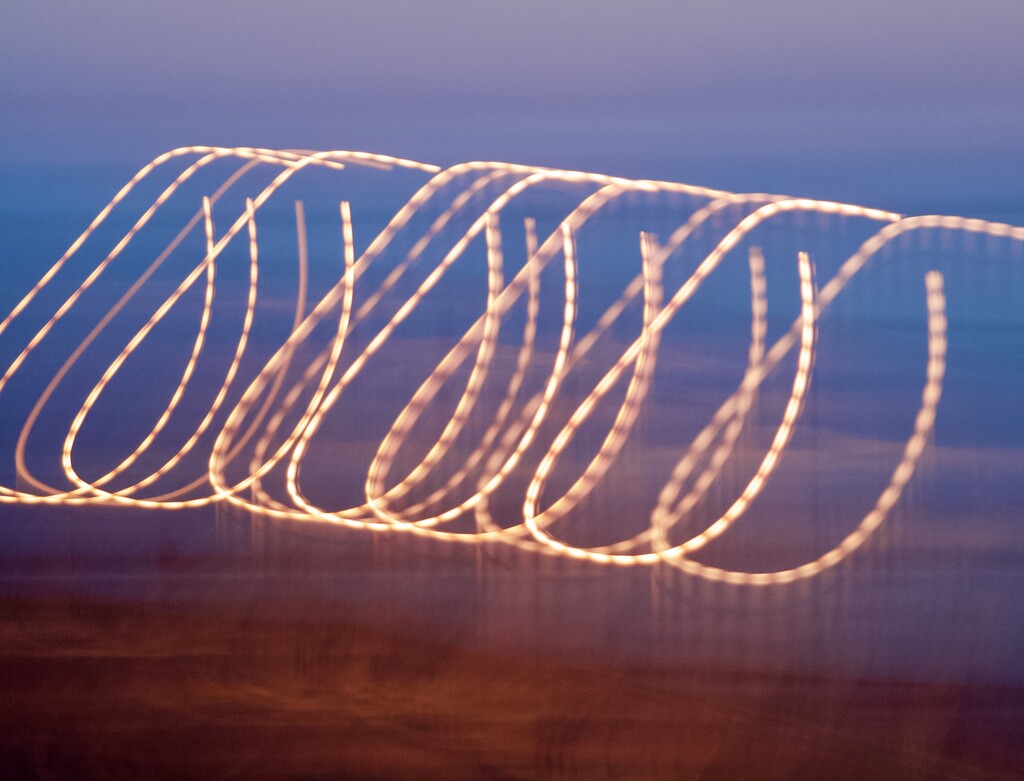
[1, 596, 1022, 780]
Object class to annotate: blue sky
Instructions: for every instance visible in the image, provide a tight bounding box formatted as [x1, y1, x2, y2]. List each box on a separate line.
[2, 0, 1023, 208]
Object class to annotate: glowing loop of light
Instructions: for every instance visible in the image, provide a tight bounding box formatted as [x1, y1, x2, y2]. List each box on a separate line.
[3, 147, 1023, 586]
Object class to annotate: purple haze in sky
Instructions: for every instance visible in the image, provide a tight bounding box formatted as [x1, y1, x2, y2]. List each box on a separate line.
[1, 0, 1022, 212]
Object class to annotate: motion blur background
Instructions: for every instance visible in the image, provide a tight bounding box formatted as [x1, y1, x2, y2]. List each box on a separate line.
[2, 2, 1024, 778]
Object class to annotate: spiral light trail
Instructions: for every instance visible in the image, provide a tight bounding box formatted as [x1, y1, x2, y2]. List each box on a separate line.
[3, 147, 1023, 586]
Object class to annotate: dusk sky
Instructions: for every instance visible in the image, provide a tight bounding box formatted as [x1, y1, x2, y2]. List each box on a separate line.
[4, 8, 1024, 777]
[2, 1, 1023, 208]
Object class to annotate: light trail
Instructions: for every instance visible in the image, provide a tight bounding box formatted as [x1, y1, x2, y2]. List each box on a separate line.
[3, 147, 1023, 585]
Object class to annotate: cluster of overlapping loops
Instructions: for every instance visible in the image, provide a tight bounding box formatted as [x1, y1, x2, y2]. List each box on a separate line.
[3, 148, 1023, 584]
